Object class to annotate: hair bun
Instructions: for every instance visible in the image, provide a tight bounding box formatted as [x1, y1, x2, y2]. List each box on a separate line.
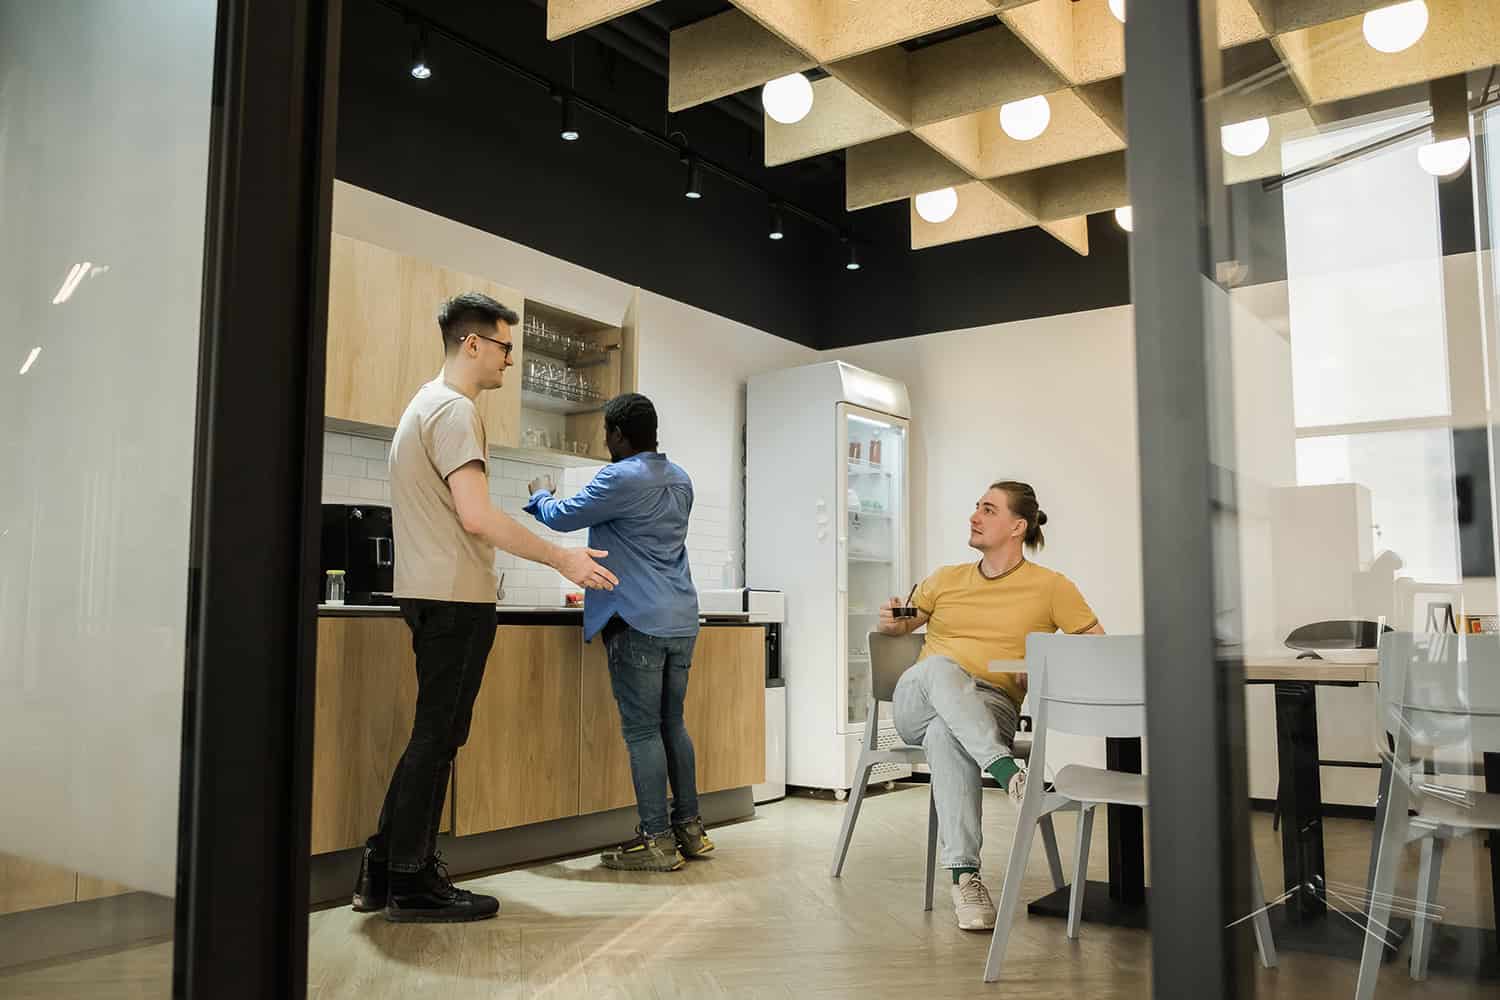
[1037, 510, 1048, 526]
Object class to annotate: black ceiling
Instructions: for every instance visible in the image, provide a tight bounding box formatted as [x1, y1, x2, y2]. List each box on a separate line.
[335, 0, 1135, 349]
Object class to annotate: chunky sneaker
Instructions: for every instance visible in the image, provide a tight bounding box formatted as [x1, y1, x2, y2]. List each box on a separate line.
[1007, 760, 1029, 805]
[601, 828, 685, 872]
[351, 839, 388, 913]
[385, 853, 500, 923]
[952, 872, 998, 931]
[672, 818, 716, 860]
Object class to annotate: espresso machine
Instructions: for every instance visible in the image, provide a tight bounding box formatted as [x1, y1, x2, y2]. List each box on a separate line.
[320, 504, 396, 605]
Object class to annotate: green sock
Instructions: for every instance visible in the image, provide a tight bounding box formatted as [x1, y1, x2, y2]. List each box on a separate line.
[951, 866, 978, 885]
[987, 756, 1021, 788]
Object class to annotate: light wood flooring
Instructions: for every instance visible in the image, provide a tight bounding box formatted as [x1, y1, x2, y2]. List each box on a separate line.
[1, 784, 1494, 998]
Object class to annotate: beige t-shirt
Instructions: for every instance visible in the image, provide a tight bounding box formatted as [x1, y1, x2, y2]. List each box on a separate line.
[391, 377, 497, 603]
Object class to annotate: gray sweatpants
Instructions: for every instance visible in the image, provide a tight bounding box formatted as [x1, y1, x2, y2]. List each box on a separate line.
[891, 656, 1020, 870]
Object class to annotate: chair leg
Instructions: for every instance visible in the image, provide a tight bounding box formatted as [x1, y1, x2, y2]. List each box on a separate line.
[830, 757, 875, 878]
[1067, 805, 1096, 940]
[982, 800, 1043, 982]
[924, 787, 940, 912]
[1409, 836, 1446, 981]
[1355, 775, 1411, 1000]
[1038, 813, 1066, 891]
[1249, 849, 1278, 969]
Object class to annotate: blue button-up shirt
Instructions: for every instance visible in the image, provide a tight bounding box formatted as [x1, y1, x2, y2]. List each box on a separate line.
[524, 452, 699, 641]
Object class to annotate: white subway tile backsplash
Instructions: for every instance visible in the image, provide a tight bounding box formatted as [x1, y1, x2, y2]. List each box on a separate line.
[325, 433, 353, 455]
[326, 453, 365, 479]
[364, 459, 389, 482]
[352, 436, 389, 461]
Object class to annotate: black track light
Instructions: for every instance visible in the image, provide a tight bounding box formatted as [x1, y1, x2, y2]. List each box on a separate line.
[559, 94, 579, 141]
[409, 25, 432, 80]
[682, 156, 703, 200]
[768, 203, 785, 240]
[844, 241, 860, 271]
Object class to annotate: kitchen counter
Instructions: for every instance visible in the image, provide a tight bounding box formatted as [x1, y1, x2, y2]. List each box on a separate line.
[308, 612, 767, 895]
[317, 603, 752, 624]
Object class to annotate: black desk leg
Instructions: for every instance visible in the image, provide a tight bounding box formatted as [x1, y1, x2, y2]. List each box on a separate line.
[1107, 736, 1146, 905]
[1274, 681, 1326, 920]
[1488, 752, 1500, 954]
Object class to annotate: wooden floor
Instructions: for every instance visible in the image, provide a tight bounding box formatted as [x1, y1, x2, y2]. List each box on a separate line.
[1, 784, 1494, 998]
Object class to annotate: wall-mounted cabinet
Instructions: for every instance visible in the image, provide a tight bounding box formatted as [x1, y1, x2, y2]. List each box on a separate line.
[324, 234, 637, 463]
[517, 296, 637, 463]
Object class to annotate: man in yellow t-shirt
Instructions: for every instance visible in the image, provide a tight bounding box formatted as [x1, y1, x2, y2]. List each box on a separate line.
[878, 481, 1102, 932]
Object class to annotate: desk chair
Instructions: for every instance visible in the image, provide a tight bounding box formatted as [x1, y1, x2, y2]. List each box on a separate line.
[983, 633, 1279, 982]
[831, 631, 1060, 913]
[1357, 633, 1500, 997]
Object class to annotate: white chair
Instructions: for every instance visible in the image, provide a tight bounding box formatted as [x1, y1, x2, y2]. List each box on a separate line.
[1356, 632, 1500, 997]
[831, 631, 1059, 912]
[983, 633, 1279, 982]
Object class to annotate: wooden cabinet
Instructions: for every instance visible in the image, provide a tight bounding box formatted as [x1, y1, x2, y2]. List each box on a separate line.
[577, 625, 766, 816]
[684, 626, 767, 795]
[453, 627, 581, 834]
[578, 635, 637, 814]
[325, 234, 525, 446]
[310, 616, 447, 855]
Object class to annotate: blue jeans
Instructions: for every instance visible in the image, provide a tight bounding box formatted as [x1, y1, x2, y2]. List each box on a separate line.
[603, 624, 700, 837]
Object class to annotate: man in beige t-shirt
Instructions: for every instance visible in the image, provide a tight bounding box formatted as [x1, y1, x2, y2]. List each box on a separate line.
[355, 292, 618, 925]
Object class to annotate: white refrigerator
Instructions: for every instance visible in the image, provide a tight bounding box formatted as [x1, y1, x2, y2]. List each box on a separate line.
[746, 362, 912, 795]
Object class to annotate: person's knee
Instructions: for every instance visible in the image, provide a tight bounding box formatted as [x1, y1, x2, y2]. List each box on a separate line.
[620, 721, 661, 744]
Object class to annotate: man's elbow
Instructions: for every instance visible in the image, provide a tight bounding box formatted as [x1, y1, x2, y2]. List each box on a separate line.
[456, 505, 488, 537]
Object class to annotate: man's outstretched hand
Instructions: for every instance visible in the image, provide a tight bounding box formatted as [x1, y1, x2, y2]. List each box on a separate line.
[556, 547, 617, 590]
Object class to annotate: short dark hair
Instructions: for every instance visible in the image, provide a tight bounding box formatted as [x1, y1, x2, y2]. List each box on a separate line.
[437, 292, 519, 353]
[603, 393, 658, 451]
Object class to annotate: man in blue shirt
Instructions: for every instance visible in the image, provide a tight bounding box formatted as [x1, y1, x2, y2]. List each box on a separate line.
[525, 393, 710, 871]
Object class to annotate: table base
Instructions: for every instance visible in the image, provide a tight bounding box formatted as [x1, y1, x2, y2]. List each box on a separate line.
[1027, 881, 1149, 931]
[1265, 903, 1407, 964]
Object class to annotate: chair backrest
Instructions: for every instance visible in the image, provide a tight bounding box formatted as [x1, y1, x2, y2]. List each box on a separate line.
[1377, 631, 1500, 756]
[1393, 579, 1464, 634]
[868, 631, 925, 703]
[1027, 633, 1146, 742]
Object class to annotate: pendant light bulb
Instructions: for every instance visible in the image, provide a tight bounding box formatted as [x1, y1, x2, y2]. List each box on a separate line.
[769, 204, 785, 241]
[762, 73, 815, 125]
[559, 96, 579, 142]
[1221, 117, 1271, 157]
[845, 243, 860, 271]
[1114, 206, 1134, 233]
[999, 95, 1052, 142]
[1417, 137, 1470, 178]
[1108, 0, 1126, 23]
[1362, 1, 1428, 54]
[914, 187, 959, 224]
[683, 157, 703, 200]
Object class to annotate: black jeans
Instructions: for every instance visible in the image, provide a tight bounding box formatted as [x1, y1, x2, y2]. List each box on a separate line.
[374, 600, 497, 871]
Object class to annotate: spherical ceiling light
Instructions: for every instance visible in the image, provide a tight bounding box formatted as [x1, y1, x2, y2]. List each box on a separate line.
[762, 73, 815, 125]
[914, 187, 959, 224]
[1221, 117, 1271, 157]
[1108, 0, 1126, 23]
[999, 95, 1052, 142]
[1417, 136, 1470, 178]
[1362, 1, 1429, 54]
[1114, 206, 1134, 233]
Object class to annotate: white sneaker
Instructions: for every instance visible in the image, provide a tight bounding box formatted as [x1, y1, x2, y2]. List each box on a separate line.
[1007, 760, 1028, 805]
[952, 872, 997, 931]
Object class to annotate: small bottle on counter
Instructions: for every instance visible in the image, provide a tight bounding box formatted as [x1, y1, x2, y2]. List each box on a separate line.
[325, 569, 346, 606]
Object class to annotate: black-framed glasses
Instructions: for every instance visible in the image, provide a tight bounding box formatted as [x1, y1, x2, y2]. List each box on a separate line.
[469, 332, 514, 358]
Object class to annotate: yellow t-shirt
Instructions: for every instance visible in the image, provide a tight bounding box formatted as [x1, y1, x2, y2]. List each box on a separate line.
[914, 559, 1098, 706]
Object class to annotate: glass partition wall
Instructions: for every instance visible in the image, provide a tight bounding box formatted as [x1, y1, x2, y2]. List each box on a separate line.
[1127, 1, 1498, 995]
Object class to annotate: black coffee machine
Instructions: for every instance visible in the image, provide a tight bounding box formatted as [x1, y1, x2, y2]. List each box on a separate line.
[321, 504, 396, 605]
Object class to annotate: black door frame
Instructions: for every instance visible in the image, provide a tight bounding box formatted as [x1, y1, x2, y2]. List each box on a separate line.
[1123, 0, 1257, 996]
[173, 1, 341, 996]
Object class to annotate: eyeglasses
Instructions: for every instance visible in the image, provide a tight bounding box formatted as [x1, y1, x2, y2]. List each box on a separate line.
[469, 332, 514, 358]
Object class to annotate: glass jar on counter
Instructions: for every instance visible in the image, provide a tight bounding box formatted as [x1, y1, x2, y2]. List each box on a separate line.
[325, 569, 346, 606]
